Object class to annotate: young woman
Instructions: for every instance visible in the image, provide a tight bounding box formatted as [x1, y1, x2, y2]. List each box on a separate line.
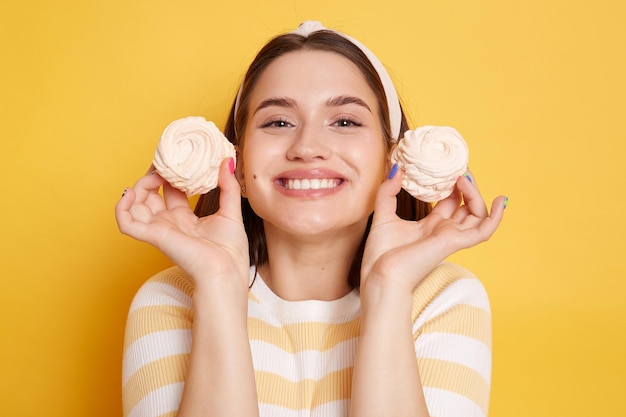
[116, 21, 506, 417]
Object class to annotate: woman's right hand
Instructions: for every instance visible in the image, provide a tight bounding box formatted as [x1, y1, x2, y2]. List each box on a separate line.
[118, 158, 260, 417]
[115, 157, 250, 292]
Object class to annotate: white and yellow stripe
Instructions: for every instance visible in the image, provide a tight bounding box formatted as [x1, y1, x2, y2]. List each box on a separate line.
[122, 263, 492, 417]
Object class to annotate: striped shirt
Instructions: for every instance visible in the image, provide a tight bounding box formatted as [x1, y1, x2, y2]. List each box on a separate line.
[123, 262, 491, 417]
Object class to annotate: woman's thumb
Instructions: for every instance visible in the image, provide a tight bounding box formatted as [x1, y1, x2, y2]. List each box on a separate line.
[373, 163, 403, 224]
[217, 157, 243, 221]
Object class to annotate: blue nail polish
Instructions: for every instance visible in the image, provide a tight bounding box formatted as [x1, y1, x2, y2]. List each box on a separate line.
[388, 163, 399, 180]
[464, 172, 473, 183]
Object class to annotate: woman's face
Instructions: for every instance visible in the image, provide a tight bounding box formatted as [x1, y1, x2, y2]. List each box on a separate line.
[238, 50, 389, 239]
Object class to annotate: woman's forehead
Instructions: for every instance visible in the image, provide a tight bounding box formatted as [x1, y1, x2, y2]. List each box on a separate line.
[249, 50, 377, 106]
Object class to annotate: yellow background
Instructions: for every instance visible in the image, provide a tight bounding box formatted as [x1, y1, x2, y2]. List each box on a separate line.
[1, 0, 624, 415]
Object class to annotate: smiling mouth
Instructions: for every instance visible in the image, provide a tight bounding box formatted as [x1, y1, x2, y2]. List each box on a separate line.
[281, 178, 342, 190]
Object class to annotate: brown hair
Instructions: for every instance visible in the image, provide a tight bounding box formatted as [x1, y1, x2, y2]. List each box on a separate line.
[194, 30, 431, 288]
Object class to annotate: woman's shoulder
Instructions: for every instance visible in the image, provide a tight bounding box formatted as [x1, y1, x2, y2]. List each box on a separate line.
[410, 262, 491, 323]
[128, 266, 195, 312]
[124, 267, 195, 359]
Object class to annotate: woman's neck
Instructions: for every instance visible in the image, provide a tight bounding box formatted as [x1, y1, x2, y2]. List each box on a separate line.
[258, 224, 365, 301]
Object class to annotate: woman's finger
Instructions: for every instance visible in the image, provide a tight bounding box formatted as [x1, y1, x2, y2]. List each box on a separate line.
[455, 195, 507, 247]
[432, 185, 463, 218]
[372, 164, 403, 225]
[451, 205, 470, 223]
[132, 171, 166, 203]
[477, 195, 507, 237]
[456, 174, 489, 218]
[145, 164, 156, 175]
[464, 169, 479, 190]
[163, 181, 191, 211]
[115, 186, 135, 220]
[115, 187, 149, 238]
[217, 157, 243, 223]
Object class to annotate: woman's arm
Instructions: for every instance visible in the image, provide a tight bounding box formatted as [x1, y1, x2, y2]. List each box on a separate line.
[176, 279, 258, 417]
[352, 270, 492, 417]
[117, 159, 259, 417]
[350, 284, 427, 417]
[351, 169, 504, 417]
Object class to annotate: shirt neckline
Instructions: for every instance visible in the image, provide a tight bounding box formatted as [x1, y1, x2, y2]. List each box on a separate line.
[248, 266, 361, 322]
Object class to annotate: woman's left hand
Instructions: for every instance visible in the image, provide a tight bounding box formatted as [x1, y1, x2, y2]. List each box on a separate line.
[360, 167, 506, 295]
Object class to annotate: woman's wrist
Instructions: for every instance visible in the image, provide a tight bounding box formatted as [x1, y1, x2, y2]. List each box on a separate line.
[192, 274, 250, 319]
[359, 275, 414, 321]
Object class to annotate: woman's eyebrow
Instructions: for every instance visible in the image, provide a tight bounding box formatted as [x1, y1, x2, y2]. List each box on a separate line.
[254, 97, 296, 114]
[326, 95, 371, 113]
[253, 95, 371, 114]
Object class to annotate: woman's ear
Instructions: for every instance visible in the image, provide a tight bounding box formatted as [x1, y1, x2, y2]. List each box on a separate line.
[386, 143, 398, 171]
[234, 146, 243, 179]
[234, 146, 246, 196]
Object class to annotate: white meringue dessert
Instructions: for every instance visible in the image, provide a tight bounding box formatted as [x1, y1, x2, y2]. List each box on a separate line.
[153, 116, 235, 196]
[391, 126, 469, 203]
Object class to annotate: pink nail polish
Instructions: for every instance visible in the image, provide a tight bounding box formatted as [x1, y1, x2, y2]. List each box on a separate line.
[228, 157, 235, 175]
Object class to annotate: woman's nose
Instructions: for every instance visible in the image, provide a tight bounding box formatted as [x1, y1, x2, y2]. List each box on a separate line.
[285, 125, 331, 161]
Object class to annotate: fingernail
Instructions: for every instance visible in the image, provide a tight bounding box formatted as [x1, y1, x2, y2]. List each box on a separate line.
[463, 172, 473, 183]
[228, 157, 235, 175]
[503, 196, 509, 209]
[388, 163, 399, 180]
[121, 187, 129, 198]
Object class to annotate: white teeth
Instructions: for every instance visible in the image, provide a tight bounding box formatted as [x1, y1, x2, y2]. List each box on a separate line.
[286, 178, 339, 190]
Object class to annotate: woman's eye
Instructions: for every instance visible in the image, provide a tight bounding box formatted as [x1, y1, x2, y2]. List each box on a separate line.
[262, 119, 292, 128]
[334, 118, 362, 128]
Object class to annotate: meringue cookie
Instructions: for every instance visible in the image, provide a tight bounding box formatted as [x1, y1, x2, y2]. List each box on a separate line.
[391, 126, 469, 203]
[153, 116, 235, 196]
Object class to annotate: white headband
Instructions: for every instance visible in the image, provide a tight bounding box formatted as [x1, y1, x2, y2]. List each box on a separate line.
[234, 20, 402, 141]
